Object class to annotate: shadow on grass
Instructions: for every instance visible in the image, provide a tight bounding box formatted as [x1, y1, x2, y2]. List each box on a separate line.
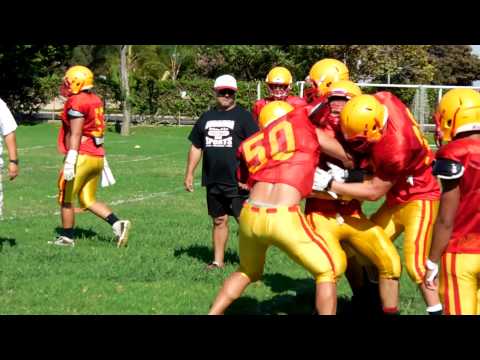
[54, 227, 113, 244]
[225, 293, 353, 315]
[222, 273, 354, 315]
[0, 237, 16, 252]
[174, 244, 240, 265]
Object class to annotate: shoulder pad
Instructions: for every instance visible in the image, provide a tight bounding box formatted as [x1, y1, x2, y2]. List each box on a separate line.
[432, 158, 464, 180]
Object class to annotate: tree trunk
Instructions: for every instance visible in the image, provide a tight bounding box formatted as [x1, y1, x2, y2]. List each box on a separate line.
[120, 45, 131, 136]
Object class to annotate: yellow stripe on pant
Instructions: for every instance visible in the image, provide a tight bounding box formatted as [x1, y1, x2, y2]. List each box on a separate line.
[440, 252, 480, 315]
[58, 154, 104, 208]
[370, 199, 439, 284]
[307, 212, 401, 280]
[237, 202, 335, 284]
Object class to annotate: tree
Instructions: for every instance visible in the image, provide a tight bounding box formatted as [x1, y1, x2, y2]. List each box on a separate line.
[120, 45, 131, 136]
[428, 45, 480, 85]
[0, 45, 73, 113]
[194, 45, 295, 81]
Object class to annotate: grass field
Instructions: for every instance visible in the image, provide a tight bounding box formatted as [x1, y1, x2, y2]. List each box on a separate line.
[0, 122, 427, 315]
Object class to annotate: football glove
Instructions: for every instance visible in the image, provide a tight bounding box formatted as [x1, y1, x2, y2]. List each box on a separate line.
[326, 162, 347, 183]
[63, 150, 78, 181]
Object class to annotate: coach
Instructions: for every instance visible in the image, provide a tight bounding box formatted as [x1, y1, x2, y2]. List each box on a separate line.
[184, 75, 259, 269]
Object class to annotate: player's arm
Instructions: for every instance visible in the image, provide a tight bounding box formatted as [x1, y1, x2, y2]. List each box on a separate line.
[184, 144, 202, 192]
[315, 128, 353, 169]
[329, 174, 393, 201]
[429, 179, 460, 263]
[62, 115, 84, 181]
[68, 116, 84, 151]
[4, 131, 18, 180]
[424, 159, 462, 289]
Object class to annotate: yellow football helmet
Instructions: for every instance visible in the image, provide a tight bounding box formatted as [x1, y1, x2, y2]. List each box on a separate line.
[326, 80, 362, 100]
[258, 101, 294, 129]
[436, 88, 480, 142]
[62, 65, 94, 96]
[266, 67, 293, 99]
[340, 95, 387, 151]
[308, 59, 349, 96]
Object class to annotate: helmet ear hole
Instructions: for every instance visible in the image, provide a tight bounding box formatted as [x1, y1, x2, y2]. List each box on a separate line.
[446, 119, 452, 128]
[372, 124, 377, 131]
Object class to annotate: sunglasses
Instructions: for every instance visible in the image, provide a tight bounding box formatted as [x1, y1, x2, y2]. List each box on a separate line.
[216, 89, 236, 97]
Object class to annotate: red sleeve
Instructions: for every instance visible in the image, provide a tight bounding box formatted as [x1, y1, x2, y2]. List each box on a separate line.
[287, 96, 308, 108]
[252, 99, 266, 121]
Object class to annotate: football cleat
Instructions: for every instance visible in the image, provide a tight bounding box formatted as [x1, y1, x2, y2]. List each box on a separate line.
[113, 220, 131, 248]
[48, 236, 75, 247]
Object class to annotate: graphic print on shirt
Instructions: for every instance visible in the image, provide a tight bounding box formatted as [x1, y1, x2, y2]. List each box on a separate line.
[205, 120, 235, 148]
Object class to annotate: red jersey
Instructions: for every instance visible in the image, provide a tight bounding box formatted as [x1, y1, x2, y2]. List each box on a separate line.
[436, 138, 480, 253]
[237, 106, 320, 198]
[251, 95, 307, 122]
[370, 92, 440, 206]
[305, 111, 363, 217]
[58, 91, 106, 157]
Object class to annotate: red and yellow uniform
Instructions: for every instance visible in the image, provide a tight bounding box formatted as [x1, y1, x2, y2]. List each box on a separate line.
[368, 92, 441, 283]
[237, 106, 335, 283]
[252, 95, 307, 123]
[57, 91, 106, 208]
[305, 111, 401, 280]
[436, 138, 480, 314]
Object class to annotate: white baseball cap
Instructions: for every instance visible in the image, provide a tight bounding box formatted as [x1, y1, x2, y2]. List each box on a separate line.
[214, 74, 237, 91]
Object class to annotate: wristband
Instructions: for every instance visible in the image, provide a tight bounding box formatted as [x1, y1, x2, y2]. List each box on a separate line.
[9, 159, 19, 165]
[345, 169, 365, 183]
[426, 259, 438, 270]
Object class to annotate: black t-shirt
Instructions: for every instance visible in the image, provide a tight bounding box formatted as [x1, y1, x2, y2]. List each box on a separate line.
[188, 105, 259, 187]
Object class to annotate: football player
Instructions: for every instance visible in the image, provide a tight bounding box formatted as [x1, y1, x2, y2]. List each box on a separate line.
[314, 92, 443, 315]
[251, 66, 307, 122]
[424, 88, 480, 315]
[208, 100, 353, 315]
[306, 80, 401, 315]
[53, 65, 131, 247]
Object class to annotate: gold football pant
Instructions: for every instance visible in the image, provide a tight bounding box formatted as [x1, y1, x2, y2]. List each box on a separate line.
[371, 199, 439, 284]
[237, 202, 336, 284]
[440, 253, 480, 315]
[307, 212, 401, 280]
[58, 154, 104, 208]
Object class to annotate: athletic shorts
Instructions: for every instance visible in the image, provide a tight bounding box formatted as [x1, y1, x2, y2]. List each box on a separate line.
[206, 184, 248, 218]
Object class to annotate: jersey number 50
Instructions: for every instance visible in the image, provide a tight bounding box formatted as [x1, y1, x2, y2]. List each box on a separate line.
[242, 121, 296, 174]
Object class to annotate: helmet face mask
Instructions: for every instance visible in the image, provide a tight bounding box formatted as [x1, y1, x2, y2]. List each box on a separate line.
[326, 80, 362, 115]
[268, 83, 290, 100]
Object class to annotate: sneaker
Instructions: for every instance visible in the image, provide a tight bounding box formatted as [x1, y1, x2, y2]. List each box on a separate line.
[112, 220, 131, 248]
[48, 236, 75, 247]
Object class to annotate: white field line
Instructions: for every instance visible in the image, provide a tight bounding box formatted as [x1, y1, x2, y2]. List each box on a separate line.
[18, 140, 130, 152]
[5, 181, 201, 220]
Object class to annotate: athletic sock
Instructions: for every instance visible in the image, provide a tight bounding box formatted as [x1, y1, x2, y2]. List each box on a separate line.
[105, 213, 120, 226]
[61, 228, 75, 239]
[427, 304, 443, 315]
[382, 306, 400, 315]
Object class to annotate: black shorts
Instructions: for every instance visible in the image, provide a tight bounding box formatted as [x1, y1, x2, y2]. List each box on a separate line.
[206, 184, 248, 219]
